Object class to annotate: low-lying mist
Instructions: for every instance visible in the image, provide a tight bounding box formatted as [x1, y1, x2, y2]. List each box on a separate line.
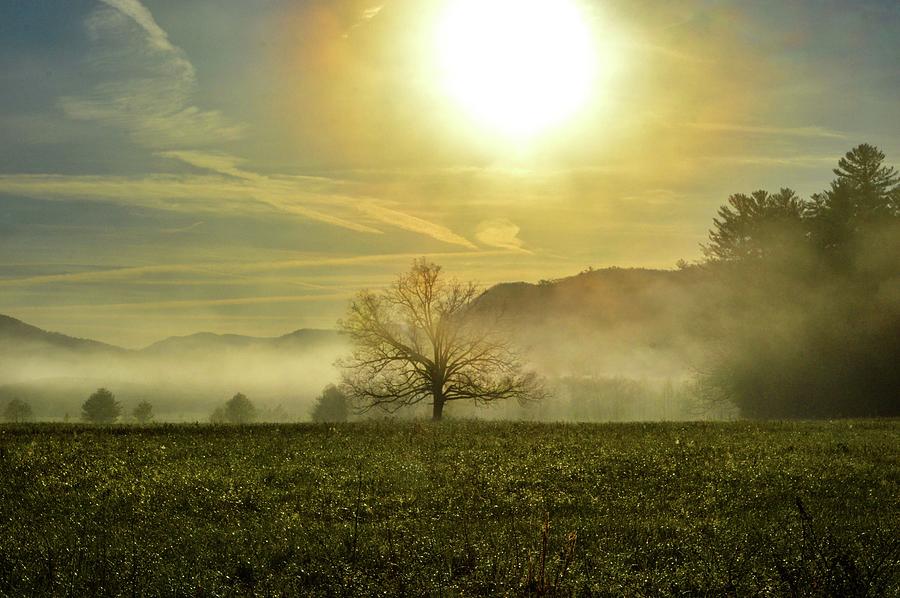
[0, 331, 348, 422]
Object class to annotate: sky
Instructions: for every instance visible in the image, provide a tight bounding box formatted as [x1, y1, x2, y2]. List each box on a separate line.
[1, 0, 898, 347]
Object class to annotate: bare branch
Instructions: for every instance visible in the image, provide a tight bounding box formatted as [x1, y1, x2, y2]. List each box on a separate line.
[337, 259, 543, 419]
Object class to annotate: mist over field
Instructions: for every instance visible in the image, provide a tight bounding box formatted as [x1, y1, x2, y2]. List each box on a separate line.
[2, 266, 719, 422]
[0, 318, 347, 421]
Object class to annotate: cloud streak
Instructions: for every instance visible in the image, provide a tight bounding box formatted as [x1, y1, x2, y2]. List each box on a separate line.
[0, 251, 514, 288]
[685, 122, 846, 139]
[98, 0, 177, 52]
[476, 219, 531, 253]
[0, 171, 483, 241]
[355, 203, 478, 249]
[59, 1, 242, 149]
[9, 293, 355, 313]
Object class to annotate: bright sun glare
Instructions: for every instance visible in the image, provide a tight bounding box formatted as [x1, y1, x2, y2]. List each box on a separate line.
[436, 0, 598, 139]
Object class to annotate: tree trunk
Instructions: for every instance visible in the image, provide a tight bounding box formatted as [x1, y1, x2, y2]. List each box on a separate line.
[432, 398, 445, 421]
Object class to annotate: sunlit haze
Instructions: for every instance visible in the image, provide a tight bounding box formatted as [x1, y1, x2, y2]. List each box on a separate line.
[436, 0, 600, 138]
[0, 0, 898, 347]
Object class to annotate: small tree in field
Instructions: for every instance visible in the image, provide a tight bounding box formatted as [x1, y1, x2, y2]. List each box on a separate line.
[133, 401, 154, 424]
[3, 398, 33, 423]
[82, 388, 121, 424]
[311, 385, 349, 422]
[221, 393, 256, 424]
[339, 259, 542, 420]
[210, 405, 226, 424]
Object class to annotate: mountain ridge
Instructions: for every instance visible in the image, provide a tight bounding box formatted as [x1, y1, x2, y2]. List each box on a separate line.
[0, 313, 341, 354]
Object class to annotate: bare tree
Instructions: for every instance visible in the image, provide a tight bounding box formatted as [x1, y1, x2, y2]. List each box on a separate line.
[338, 259, 542, 420]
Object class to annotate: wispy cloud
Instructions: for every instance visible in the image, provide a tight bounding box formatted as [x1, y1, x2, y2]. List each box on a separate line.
[9, 293, 355, 313]
[6, 161, 487, 245]
[0, 251, 512, 288]
[98, 0, 177, 52]
[702, 154, 838, 166]
[475, 219, 531, 253]
[344, 4, 385, 38]
[59, 1, 243, 148]
[159, 151, 261, 181]
[160, 221, 205, 234]
[685, 122, 846, 139]
[355, 203, 477, 249]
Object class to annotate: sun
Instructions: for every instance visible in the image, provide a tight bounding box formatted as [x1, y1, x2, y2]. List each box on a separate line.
[435, 0, 598, 139]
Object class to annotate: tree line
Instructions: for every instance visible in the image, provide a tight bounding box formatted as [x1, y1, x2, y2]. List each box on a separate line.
[694, 143, 899, 417]
[1, 386, 352, 424]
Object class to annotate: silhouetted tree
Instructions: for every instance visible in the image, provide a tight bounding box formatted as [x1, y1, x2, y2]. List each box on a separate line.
[339, 259, 542, 420]
[221, 393, 256, 424]
[3, 398, 33, 423]
[702, 188, 806, 263]
[831, 143, 899, 216]
[82, 388, 121, 424]
[311, 385, 349, 422]
[133, 401, 154, 424]
[698, 144, 900, 418]
[806, 144, 900, 262]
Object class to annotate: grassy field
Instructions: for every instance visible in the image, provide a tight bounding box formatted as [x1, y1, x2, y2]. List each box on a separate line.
[1, 421, 898, 596]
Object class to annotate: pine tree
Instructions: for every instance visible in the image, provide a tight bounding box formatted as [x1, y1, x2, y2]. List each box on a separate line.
[702, 188, 805, 262]
[831, 143, 899, 217]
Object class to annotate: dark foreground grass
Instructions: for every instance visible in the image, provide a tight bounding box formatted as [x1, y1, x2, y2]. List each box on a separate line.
[0, 420, 898, 596]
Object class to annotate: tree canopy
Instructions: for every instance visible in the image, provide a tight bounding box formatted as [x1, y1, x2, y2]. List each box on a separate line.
[133, 401, 154, 424]
[339, 259, 542, 420]
[831, 143, 900, 215]
[310, 385, 349, 423]
[697, 143, 900, 419]
[211, 393, 257, 425]
[3, 398, 33, 423]
[82, 388, 121, 424]
[702, 188, 806, 263]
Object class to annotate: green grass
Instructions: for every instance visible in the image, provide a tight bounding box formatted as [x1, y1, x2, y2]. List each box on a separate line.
[1, 421, 898, 596]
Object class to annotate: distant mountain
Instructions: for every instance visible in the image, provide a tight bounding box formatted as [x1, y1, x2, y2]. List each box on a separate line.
[470, 267, 716, 378]
[0, 314, 348, 421]
[140, 328, 342, 354]
[0, 312, 342, 356]
[475, 267, 701, 318]
[0, 314, 127, 355]
[473, 267, 706, 331]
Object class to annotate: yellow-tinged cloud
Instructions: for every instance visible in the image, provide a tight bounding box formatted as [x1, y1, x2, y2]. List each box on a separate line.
[0, 251, 512, 288]
[159, 151, 261, 181]
[475, 219, 531, 253]
[0, 172, 479, 242]
[354, 203, 477, 249]
[9, 293, 355, 312]
[684, 122, 846, 139]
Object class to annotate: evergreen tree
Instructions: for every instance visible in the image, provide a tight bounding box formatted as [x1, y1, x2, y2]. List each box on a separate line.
[702, 188, 806, 262]
[807, 144, 900, 261]
[831, 143, 899, 216]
